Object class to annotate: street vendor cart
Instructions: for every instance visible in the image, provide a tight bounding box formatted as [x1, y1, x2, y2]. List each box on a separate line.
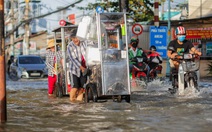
[51, 25, 78, 97]
[84, 12, 131, 103]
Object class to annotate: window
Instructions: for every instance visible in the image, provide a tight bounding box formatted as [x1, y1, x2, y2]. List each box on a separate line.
[19, 57, 44, 64]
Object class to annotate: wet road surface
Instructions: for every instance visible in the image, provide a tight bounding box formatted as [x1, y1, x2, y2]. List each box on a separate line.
[1, 78, 212, 132]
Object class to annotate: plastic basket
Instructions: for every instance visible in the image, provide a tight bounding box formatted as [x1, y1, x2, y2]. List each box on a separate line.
[182, 59, 199, 72]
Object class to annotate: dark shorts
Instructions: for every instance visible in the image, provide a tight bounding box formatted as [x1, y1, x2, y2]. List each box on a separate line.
[71, 72, 87, 89]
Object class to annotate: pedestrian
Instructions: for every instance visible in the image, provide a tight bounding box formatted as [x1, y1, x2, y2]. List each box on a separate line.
[66, 30, 87, 102]
[45, 39, 63, 97]
[7, 55, 14, 75]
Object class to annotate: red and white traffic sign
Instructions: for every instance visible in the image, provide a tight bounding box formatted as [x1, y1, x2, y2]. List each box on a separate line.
[59, 19, 66, 26]
[132, 24, 143, 35]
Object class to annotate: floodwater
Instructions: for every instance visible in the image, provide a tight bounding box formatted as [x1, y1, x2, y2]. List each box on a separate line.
[1, 77, 212, 132]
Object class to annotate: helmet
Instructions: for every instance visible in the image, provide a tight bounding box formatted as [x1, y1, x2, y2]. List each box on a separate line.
[10, 55, 14, 59]
[175, 26, 186, 35]
[130, 37, 139, 45]
[150, 45, 157, 51]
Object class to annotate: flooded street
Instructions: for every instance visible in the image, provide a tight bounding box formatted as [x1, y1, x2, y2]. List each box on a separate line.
[1, 77, 212, 132]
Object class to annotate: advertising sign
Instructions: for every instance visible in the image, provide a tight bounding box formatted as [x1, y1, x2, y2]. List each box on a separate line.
[150, 26, 168, 58]
[206, 42, 212, 56]
[186, 29, 212, 39]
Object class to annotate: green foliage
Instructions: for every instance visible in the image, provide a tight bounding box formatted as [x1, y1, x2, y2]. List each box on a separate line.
[77, 0, 155, 22]
[78, 1, 120, 12]
[205, 61, 212, 76]
[128, 0, 154, 22]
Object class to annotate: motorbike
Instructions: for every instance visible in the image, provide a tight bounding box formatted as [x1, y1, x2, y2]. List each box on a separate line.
[9, 69, 19, 81]
[148, 64, 163, 81]
[146, 50, 163, 81]
[8, 63, 20, 81]
[169, 53, 200, 95]
[131, 61, 148, 87]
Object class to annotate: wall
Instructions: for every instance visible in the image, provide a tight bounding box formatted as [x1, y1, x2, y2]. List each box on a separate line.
[30, 33, 47, 50]
[188, 0, 212, 19]
[129, 24, 150, 50]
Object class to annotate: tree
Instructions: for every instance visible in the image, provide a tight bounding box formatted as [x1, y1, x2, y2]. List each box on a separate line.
[128, 0, 154, 22]
[78, 0, 155, 22]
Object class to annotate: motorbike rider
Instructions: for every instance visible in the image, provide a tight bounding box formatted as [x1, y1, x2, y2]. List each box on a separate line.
[128, 36, 149, 77]
[167, 26, 202, 91]
[147, 45, 163, 70]
[7, 55, 14, 75]
[167, 26, 201, 70]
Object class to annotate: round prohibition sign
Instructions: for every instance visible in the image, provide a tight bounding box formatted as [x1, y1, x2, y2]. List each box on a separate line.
[59, 19, 66, 26]
[132, 24, 143, 35]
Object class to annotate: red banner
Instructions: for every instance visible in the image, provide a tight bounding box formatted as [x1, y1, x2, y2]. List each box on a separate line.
[186, 29, 212, 39]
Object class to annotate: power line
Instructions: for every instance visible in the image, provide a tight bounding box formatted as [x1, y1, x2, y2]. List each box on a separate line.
[55, 0, 70, 5]
[5, 0, 83, 38]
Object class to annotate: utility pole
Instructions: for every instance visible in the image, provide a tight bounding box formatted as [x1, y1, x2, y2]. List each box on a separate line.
[119, 0, 129, 12]
[24, 0, 30, 55]
[10, 0, 15, 56]
[168, 0, 171, 42]
[154, 0, 159, 27]
[0, 0, 7, 123]
[161, 2, 165, 20]
[166, 0, 171, 77]
[200, 0, 202, 18]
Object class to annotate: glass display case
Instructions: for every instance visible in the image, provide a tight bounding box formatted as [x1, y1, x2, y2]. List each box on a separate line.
[99, 13, 125, 50]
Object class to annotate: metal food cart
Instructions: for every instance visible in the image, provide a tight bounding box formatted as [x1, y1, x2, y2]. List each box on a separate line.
[84, 12, 131, 103]
[51, 25, 78, 97]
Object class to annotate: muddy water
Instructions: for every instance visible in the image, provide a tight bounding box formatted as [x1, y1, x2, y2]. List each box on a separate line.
[1, 78, 212, 132]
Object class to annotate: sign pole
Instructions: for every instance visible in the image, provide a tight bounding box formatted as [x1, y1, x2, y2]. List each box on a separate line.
[24, 0, 30, 55]
[0, 0, 7, 123]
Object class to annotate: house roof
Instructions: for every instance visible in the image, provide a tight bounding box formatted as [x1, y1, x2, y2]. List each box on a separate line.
[5, 30, 47, 46]
[149, 16, 212, 26]
[162, 11, 181, 20]
[51, 25, 78, 33]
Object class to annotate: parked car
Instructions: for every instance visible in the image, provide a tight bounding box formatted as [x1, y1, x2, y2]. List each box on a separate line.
[10, 55, 48, 79]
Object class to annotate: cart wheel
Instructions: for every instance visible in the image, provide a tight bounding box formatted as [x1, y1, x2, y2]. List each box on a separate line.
[125, 95, 130, 103]
[85, 84, 98, 103]
[93, 95, 98, 102]
[85, 86, 93, 103]
[84, 87, 90, 103]
[61, 73, 66, 94]
[85, 85, 92, 103]
[91, 84, 98, 102]
[9, 71, 19, 81]
[54, 82, 63, 98]
[117, 95, 122, 103]
[112, 96, 115, 102]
